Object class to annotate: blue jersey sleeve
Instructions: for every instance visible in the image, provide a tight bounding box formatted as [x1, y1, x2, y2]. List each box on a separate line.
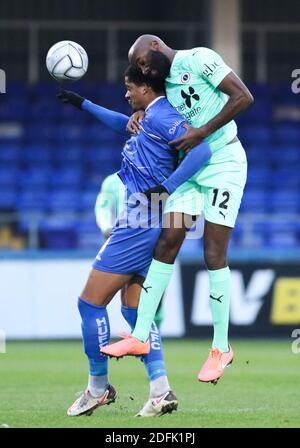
[162, 141, 212, 194]
[82, 99, 129, 135]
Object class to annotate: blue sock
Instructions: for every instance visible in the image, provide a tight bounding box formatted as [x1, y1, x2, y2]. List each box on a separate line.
[121, 305, 167, 382]
[78, 297, 110, 380]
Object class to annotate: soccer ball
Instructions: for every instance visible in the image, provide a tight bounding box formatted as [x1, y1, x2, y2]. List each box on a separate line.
[46, 40, 88, 82]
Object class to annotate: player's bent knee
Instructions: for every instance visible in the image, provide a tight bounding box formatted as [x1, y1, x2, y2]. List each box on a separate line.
[204, 248, 227, 270]
[154, 234, 181, 263]
[80, 270, 111, 306]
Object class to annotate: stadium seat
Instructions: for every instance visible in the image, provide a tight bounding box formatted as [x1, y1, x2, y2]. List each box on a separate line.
[16, 191, 49, 212]
[271, 168, 300, 188]
[76, 218, 102, 249]
[48, 190, 80, 212]
[18, 168, 50, 189]
[238, 125, 272, 144]
[273, 124, 300, 144]
[0, 191, 17, 210]
[0, 144, 21, 164]
[21, 145, 52, 164]
[269, 191, 299, 212]
[79, 191, 98, 211]
[0, 167, 19, 187]
[240, 190, 267, 212]
[246, 168, 272, 188]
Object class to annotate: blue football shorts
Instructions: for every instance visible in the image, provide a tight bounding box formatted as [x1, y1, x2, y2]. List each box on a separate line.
[93, 192, 163, 278]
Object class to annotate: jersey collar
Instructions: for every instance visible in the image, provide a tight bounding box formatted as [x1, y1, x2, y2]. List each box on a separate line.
[145, 96, 165, 112]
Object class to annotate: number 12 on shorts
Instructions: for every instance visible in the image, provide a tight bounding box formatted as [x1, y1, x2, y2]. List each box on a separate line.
[211, 188, 230, 218]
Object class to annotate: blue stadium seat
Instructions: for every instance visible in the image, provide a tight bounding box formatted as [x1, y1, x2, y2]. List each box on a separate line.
[76, 218, 102, 249]
[80, 191, 97, 211]
[22, 145, 52, 164]
[0, 167, 19, 187]
[269, 191, 299, 212]
[30, 99, 61, 121]
[55, 125, 84, 143]
[25, 125, 55, 142]
[245, 145, 273, 165]
[246, 168, 272, 188]
[49, 167, 81, 188]
[39, 215, 78, 249]
[52, 145, 82, 164]
[0, 144, 21, 164]
[271, 168, 300, 188]
[240, 190, 267, 211]
[18, 168, 50, 189]
[30, 82, 59, 98]
[271, 145, 300, 165]
[16, 191, 49, 211]
[239, 125, 272, 144]
[0, 191, 17, 209]
[236, 99, 272, 125]
[268, 232, 298, 248]
[273, 82, 299, 106]
[48, 190, 80, 212]
[0, 98, 27, 120]
[246, 82, 272, 99]
[40, 228, 78, 249]
[273, 124, 300, 144]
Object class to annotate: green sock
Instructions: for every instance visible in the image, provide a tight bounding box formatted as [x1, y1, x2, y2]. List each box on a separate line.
[132, 259, 174, 342]
[208, 266, 231, 353]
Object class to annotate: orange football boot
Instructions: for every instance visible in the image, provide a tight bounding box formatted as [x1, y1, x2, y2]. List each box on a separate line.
[100, 334, 150, 358]
[198, 345, 234, 384]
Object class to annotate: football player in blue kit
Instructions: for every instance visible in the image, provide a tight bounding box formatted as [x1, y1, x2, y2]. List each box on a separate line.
[57, 65, 211, 417]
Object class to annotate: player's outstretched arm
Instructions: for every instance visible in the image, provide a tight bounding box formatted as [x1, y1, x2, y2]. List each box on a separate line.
[57, 89, 129, 134]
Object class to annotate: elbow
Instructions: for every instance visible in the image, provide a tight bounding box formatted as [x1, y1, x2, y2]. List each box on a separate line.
[243, 90, 254, 108]
[238, 90, 254, 112]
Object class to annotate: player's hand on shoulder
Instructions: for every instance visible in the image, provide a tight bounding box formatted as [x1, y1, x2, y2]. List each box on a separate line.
[169, 125, 208, 152]
[126, 110, 145, 134]
[57, 89, 85, 110]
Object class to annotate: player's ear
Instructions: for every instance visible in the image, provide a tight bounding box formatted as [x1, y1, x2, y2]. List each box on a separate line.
[150, 40, 159, 51]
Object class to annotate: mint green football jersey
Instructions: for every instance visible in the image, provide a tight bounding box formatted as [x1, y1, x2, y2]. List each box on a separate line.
[165, 47, 237, 153]
[95, 172, 125, 234]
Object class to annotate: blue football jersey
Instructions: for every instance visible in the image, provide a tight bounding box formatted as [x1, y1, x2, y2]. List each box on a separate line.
[118, 97, 186, 194]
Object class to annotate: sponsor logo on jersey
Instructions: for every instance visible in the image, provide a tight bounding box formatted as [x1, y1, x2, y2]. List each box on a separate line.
[181, 72, 191, 83]
[181, 87, 200, 108]
[202, 61, 220, 78]
[168, 120, 184, 135]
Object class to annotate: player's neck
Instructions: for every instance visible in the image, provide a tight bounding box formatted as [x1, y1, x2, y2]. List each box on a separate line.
[143, 93, 165, 110]
[164, 47, 177, 63]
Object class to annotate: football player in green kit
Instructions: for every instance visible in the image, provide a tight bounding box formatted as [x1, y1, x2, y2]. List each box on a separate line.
[102, 35, 253, 384]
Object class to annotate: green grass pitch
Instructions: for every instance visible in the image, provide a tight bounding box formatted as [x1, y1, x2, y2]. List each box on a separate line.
[0, 339, 299, 428]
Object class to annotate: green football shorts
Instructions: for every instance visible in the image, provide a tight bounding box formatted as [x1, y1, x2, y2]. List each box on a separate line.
[164, 140, 247, 228]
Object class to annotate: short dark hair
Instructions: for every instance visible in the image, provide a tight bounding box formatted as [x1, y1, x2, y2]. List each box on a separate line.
[124, 65, 165, 94]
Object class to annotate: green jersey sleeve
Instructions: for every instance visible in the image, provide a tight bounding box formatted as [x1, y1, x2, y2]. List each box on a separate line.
[190, 47, 232, 88]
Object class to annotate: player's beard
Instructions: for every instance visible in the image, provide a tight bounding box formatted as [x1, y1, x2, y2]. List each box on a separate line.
[147, 50, 171, 81]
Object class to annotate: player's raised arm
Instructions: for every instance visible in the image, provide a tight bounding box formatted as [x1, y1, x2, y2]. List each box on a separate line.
[57, 90, 129, 135]
[169, 48, 254, 151]
[196, 72, 254, 144]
